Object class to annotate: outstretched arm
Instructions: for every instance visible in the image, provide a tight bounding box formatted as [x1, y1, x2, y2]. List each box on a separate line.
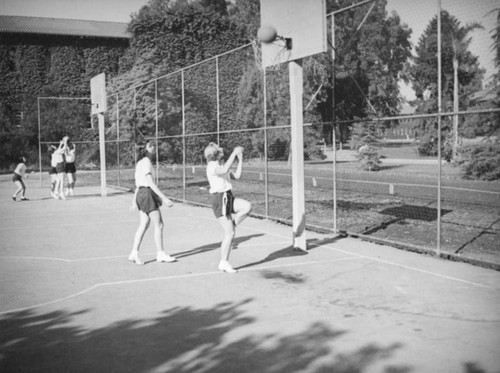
[145, 174, 173, 207]
[214, 146, 243, 176]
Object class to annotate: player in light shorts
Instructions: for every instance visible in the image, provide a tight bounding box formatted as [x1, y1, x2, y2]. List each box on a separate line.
[205, 142, 252, 273]
[12, 156, 30, 201]
[51, 138, 67, 200]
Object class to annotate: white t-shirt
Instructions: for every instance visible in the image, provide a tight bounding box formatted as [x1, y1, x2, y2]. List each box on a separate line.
[135, 157, 154, 188]
[14, 163, 27, 176]
[65, 146, 76, 163]
[206, 160, 232, 194]
[51, 149, 64, 167]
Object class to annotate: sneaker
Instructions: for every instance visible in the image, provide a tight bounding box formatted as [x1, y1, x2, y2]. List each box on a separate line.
[52, 193, 59, 199]
[20, 197, 29, 201]
[12, 195, 16, 201]
[218, 261, 237, 273]
[156, 251, 177, 263]
[69, 189, 74, 196]
[128, 251, 144, 265]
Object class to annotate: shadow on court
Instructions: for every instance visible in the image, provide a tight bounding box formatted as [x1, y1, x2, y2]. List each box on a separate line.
[1, 178, 499, 372]
[0, 303, 412, 373]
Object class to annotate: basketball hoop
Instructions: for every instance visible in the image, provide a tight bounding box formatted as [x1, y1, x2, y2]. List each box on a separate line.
[250, 39, 282, 71]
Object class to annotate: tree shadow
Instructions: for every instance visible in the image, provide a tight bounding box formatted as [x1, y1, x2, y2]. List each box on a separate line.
[237, 245, 308, 270]
[174, 234, 264, 259]
[0, 300, 411, 373]
[379, 204, 452, 222]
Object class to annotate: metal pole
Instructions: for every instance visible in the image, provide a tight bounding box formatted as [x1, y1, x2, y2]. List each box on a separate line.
[437, 0, 442, 254]
[181, 70, 186, 202]
[116, 94, 120, 187]
[155, 80, 159, 184]
[37, 97, 42, 188]
[331, 14, 337, 234]
[216, 57, 220, 145]
[263, 68, 269, 218]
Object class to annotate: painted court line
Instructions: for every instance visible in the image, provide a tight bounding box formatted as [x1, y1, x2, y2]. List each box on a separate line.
[0, 256, 360, 316]
[208, 218, 496, 290]
[0, 242, 291, 263]
[315, 243, 494, 289]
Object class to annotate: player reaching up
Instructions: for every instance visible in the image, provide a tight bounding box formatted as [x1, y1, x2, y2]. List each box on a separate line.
[204, 143, 252, 273]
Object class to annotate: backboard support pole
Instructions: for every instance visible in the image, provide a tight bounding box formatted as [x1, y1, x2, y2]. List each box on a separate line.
[289, 59, 307, 251]
[98, 113, 107, 197]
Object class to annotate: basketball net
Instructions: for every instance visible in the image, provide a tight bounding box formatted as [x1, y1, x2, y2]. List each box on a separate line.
[250, 39, 281, 71]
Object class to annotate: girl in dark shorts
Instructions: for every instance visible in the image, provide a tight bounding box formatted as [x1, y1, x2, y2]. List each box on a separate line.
[12, 156, 30, 201]
[128, 140, 177, 265]
[64, 138, 77, 196]
[204, 142, 252, 273]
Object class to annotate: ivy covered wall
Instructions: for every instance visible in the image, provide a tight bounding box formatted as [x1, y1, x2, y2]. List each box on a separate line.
[0, 33, 128, 169]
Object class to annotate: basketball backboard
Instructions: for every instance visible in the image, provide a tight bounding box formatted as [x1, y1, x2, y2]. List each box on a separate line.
[260, 0, 327, 68]
[90, 73, 107, 115]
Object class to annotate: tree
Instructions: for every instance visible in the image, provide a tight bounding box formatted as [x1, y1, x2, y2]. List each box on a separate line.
[315, 0, 412, 145]
[410, 10, 484, 157]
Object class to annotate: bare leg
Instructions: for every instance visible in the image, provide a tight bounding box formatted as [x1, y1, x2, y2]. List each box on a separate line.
[13, 180, 24, 199]
[232, 198, 252, 226]
[150, 209, 176, 262]
[132, 211, 150, 252]
[149, 210, 165, 253]
[217, 216, 237, 273]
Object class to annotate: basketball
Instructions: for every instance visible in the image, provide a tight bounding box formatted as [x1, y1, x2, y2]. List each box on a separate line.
[257, 25, 277, 43]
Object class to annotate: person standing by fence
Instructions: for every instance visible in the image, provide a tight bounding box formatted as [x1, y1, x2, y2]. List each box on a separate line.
[204, 143, 252, 273]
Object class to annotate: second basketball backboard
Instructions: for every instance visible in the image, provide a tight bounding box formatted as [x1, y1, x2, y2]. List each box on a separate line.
[260, 0, 327, 68]
[90, 73, 107, 115]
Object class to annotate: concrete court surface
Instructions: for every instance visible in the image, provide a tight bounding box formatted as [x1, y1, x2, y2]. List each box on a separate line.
[0, 176, 499, 373]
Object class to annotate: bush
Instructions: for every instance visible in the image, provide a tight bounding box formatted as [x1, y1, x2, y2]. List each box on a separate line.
[458, 140, 500, 180]
[356, 144, 381, 171]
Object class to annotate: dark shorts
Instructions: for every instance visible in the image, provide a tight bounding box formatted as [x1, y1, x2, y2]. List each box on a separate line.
[136, 187, 162, 214]
[48, 167, 57, 175]
[55, 162, 65, 174]
[12, 173, 23, 183]
[65, 162, 76, 174]
[211, 190, 235, 219]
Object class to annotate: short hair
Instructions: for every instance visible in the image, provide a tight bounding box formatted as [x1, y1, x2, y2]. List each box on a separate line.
[204, 142, 221, 162]
[135, 141, 151, 159]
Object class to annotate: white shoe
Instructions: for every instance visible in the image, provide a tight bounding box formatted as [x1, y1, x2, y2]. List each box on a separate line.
[156, 251, 176, 263]
[69, 189, 74, 196]
[128, 251, 144, 265]
[218, 261, 237, 273]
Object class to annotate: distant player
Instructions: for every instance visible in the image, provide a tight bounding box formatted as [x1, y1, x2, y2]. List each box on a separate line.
[64, 137, 77, 196]
[128, 140, 177, 265]
[204, 143, 252, 273]
[12, 156, 31, 201]
[51, 138, 66, 200]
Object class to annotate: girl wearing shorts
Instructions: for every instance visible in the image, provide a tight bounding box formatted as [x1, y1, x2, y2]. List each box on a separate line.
[12, 156, 30, 201]
[64, 138, 77, 196]
[48, 145, 58, 198]
[128, 140, 176, 265]
[204, 142, 252, 273]
[52, 139, 66, 200]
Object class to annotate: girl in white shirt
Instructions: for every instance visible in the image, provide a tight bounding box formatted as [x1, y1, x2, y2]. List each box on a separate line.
[204, 142, 252, 273]
[12, 156, 30, 201]
[51, 138, 67, 199]
[128, 140, 176, 265]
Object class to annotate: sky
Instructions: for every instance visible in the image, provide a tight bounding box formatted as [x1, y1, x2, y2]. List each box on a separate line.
[0, 0, 498, 99]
